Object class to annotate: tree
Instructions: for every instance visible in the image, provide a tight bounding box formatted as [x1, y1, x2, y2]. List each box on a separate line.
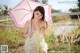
[69, 0, 80, 12]
[78, 0, 80, 9]
[42, 0, 48, 4]
[35, 0, 38, 2]
[1, 5, 11, 16]
[33, 0, 48, 4]
[0, 5, 2, 16]
[51, 9, 61, 13]
[69, 8, 79, 12]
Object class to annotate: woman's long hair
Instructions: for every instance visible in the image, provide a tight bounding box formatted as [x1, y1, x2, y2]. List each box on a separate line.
[31, 6, 45, 21]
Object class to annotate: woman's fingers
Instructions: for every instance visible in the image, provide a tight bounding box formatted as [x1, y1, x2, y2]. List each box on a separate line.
[29, 32, 33, 38]
[24, 34, 29, 38]
[24, 32, 33, 38]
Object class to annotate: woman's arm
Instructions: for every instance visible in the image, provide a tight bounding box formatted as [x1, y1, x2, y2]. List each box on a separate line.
[23, 21, 29, 38]
[41, 21, 48, 37]
[23, 21, 33, 38]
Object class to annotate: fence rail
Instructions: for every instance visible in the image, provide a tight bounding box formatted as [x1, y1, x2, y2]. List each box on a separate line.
[0, 16, 10, 18]
[52, 12, 80, 16]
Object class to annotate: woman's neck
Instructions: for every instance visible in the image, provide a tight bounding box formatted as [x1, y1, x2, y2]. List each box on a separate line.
[32, 19, 42, 23]
[32, 19, 43, 30]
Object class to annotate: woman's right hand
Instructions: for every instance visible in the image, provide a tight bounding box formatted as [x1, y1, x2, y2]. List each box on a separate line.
[24, 32, 33, 38]
[29, 32, 33, 38]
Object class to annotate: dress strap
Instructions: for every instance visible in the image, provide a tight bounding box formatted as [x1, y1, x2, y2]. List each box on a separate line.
[28, 20, 32, 32]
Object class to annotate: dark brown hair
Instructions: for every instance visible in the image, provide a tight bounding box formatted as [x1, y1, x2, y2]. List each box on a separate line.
[31, 6, 45, 21]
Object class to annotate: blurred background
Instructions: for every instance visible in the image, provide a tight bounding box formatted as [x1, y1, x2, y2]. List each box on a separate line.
[0, 0, 80, 53]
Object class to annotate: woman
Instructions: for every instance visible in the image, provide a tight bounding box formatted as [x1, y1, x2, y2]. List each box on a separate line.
[23, 6, 48, 53]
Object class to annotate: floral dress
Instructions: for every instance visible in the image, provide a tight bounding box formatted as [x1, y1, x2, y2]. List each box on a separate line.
[24, 21, 48, 53]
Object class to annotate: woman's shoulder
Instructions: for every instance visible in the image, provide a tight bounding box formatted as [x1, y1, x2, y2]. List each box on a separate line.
[24, 20, 31, 28]
[25, 20, 31, 25]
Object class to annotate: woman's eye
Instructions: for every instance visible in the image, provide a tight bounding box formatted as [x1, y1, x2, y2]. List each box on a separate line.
[36, 13, 42, 16]
[36, 13, 39, 15]
[40, 15, 42, 16]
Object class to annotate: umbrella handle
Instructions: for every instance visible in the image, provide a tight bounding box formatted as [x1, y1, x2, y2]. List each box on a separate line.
[31, 20, 32, 32]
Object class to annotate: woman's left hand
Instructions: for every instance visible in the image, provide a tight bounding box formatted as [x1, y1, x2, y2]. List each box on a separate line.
[40, 22, 48, 30]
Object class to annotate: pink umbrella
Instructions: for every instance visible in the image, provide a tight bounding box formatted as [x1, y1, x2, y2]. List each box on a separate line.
[8, 0, 52, 27]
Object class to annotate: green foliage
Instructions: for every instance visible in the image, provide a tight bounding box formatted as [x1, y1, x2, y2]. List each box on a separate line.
[0, 17, 80, 53]
[0, 5, 11, 16]
[51, 9, 61, 13]
[78, 0, 80, 8]
[52, 15, 70, 22]
[52, 16, 59, 22]
[69, 0, 80, 12]
[78, 0, 80, 2]
[69, 8, 80, 12]
[45, 25, 80, 53]
[0, 27, 25, 48]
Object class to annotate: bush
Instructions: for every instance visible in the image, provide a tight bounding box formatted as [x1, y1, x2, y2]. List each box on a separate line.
[52, 15, 70, 22]
[45, 24, 80, 53]
[0, 26, 25, 48]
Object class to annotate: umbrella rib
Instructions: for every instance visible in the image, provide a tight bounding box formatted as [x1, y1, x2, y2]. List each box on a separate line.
[26, 0, 33, 11]
[15, 0, 33, 12]
[20, 11, 32, 22]
[15, 8, 31, 11]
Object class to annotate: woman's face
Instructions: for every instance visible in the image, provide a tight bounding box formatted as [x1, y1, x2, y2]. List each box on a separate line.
[34, 11, 43, 20]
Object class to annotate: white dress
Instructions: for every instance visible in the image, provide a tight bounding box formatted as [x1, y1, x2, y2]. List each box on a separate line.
[24, 21, 48, 53]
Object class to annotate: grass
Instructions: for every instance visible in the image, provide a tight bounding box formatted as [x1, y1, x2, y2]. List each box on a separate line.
[0, 17, 80, 53]
[0, 26, 25, 48]
[0, 17, 6, 20]
[0, 17, 25, 53]
[0, 26, 25, 53]
[45, 24, 80, 53]
[71, 19, 79, 23]
[52, 16, 79, 24]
